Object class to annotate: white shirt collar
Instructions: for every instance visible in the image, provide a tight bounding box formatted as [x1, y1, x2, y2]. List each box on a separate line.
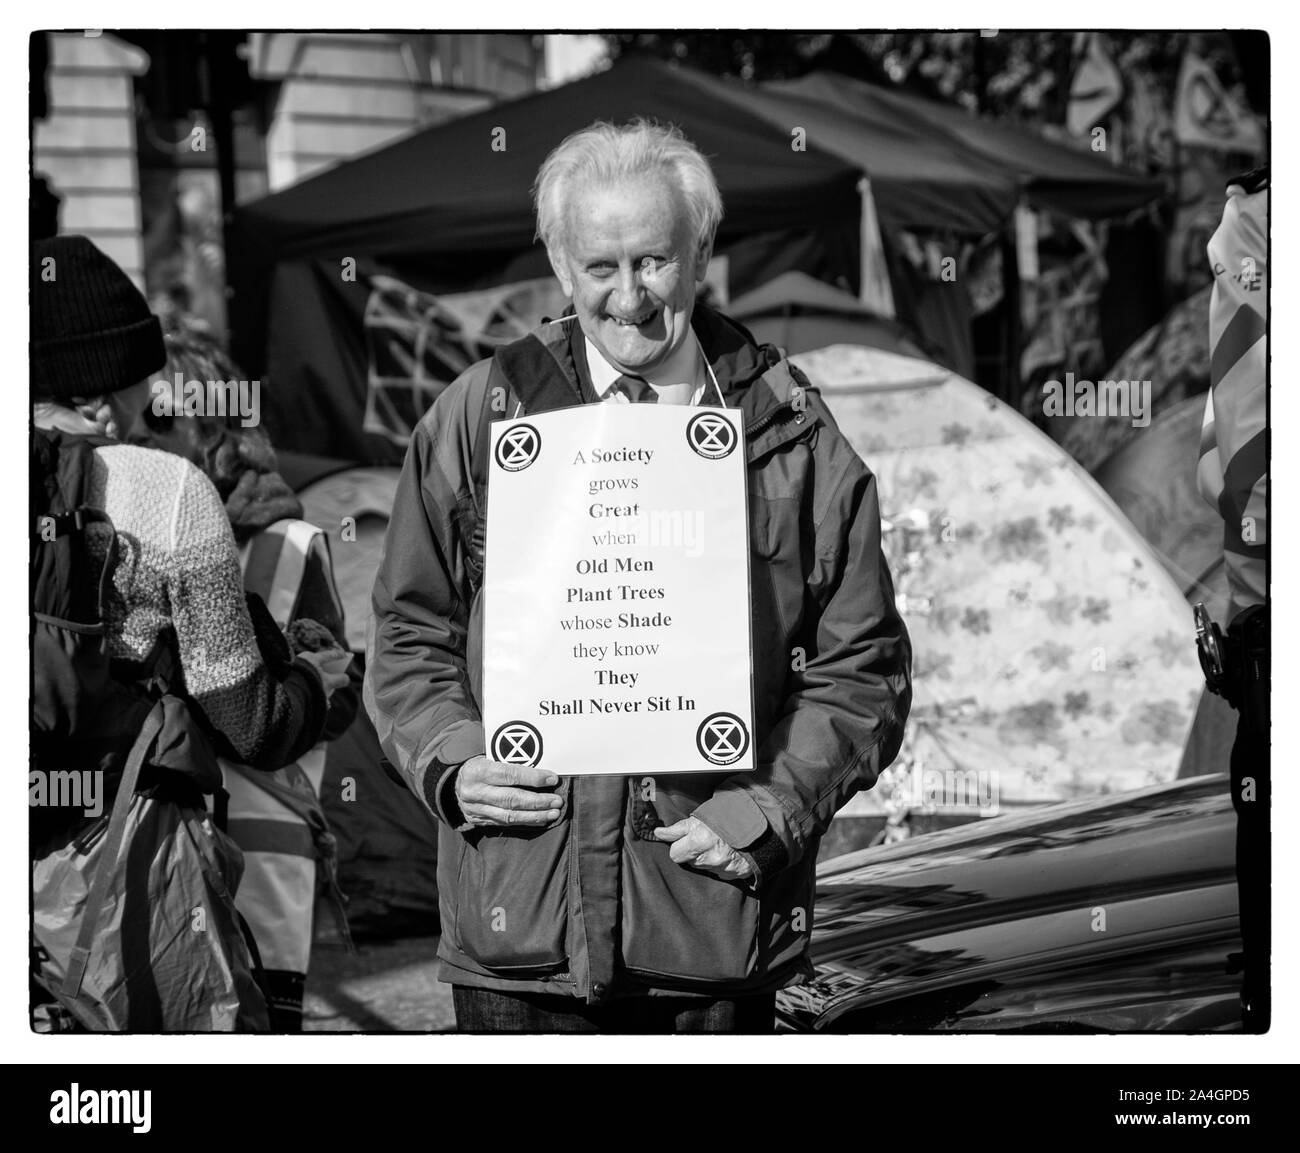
[584, 330, 708, 406]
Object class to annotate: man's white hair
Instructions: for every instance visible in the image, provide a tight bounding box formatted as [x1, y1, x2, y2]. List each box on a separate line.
[533, 119, 724, 258]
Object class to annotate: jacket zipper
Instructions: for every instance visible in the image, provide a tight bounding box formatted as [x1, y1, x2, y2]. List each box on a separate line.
[745, 402, 809, 442]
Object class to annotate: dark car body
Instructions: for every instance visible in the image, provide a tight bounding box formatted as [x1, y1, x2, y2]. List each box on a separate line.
[777, 775, 1242, 1032]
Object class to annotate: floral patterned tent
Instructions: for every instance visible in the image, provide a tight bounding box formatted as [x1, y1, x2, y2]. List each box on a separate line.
[794, 345, 1204, 829]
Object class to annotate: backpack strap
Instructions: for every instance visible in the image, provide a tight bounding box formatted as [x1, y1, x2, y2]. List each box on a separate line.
[32, 506, 119, 637]
[463, 322, 586, 585]
[61, 701, 165, 1000]
[488, 318, 587, 420]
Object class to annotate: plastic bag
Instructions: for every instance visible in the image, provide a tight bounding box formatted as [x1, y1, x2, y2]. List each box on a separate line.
[32, 792, 269, 1032]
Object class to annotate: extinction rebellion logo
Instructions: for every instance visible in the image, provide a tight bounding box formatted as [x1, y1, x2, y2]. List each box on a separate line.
[495, 423, 541, 472]
[685, 413, 737, 460]
[491, 721, 544, 766]
[696, 712, 750, 766]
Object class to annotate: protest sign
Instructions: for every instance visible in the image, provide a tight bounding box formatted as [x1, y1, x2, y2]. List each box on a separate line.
[483, 403, 754, 776]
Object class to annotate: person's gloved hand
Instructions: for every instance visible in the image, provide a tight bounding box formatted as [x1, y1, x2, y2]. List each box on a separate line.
[294, 647, 353, 699]
[286, 616, 342, 655]
[653, 816, 754, 881]
[285, 618, 352, 700]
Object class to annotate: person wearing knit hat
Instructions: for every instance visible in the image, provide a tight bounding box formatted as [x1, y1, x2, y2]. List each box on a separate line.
[32, 234, 166, 402]
[31, 237, 351, 1030]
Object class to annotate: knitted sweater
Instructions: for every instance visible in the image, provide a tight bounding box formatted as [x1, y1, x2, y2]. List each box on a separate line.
[84, 443, 326, 769]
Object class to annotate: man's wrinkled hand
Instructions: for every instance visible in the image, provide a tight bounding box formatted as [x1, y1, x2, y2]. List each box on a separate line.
[653, 816, 753, 881]
[455, 755, 563, 829]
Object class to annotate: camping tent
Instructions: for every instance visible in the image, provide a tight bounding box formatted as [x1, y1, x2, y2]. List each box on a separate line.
[751, 71, 1165, 395]
[281, 343, 1206, 892]
[286, 462, 441, 939]
[1093, 393, 1227, 622]
[1050, 285, 1212, 473]
[228, 56, 865, 464]
[728, 270, 927, 359]
[229, 57, 1165, 466]
[769, 71, 1164, 223]
[794, 344, 1204, 821]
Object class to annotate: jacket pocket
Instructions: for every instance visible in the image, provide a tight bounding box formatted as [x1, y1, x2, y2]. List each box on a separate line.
[748, 493, 804, 727]
[620, 832, 760, 984]
[636, 771, 727, 833]
[452, 815, 569, 973]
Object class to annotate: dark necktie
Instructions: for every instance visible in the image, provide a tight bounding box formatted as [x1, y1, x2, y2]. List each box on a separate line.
[617, 369, 662, 838]
[612, 374, 657, 404]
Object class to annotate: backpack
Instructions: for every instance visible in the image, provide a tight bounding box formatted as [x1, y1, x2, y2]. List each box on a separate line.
[30, 429, 210, 793]
[30, 429, 269, 1030]
[30, 428, 150, 764]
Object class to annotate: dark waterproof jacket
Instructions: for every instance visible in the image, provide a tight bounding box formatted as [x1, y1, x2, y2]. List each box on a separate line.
[365, 304, 911, 1000]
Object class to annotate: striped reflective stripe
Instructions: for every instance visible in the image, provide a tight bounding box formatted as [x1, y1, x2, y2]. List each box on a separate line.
[1199, 184, 1267, 616]
[1209, 304, 1265, 390]
[238, 519, 325, 629]
[1196, 392, 1223, 505]
[240, 531, 284, 612]
[225, 817, 316, 858]
[1218, 428, 1267, 539]
[224, 519, 342, 971]
[1209, 333, 1266, 452]
[225, 522, 328, 876]
[269, 521, 320, 627]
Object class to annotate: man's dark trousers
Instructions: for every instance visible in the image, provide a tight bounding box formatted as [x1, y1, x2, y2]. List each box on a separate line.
[453, 986, 776, 1033]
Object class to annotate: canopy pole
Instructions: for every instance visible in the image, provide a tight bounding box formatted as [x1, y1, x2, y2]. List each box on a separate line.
[858, 178, 895, 318]
[1000, 217, 1022, 408]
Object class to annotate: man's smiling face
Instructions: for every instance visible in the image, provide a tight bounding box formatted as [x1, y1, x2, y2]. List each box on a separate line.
[549, 173, 710, 375]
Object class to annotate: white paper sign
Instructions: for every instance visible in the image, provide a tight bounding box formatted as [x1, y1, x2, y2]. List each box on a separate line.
[483, 403, 754, 776]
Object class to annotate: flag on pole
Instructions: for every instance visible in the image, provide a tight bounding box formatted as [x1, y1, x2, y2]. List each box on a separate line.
[1067, 33, 1124, 136]
[1174, 52, 1265, 154]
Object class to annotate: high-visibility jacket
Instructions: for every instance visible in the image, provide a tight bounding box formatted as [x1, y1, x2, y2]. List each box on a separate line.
[1198, 166, 1267, 620]
[221, 518, 349, 974]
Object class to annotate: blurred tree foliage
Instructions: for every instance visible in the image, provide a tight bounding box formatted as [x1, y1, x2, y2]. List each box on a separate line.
[603, 32, 1266, 125]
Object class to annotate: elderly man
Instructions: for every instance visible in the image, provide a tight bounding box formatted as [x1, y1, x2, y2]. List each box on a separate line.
[366, 120, 911, 1033]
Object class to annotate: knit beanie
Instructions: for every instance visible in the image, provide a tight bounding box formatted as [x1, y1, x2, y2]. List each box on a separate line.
[31, 235, 165, 401]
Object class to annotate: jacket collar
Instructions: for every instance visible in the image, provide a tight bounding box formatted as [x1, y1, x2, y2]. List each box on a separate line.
[491, 302, 820, 460]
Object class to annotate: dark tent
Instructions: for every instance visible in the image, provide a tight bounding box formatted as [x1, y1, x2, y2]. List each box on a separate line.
[288, 461, 442, 940]
[1094, 393, 1226, 622]
[728, 270, 926, 359]
[1053, 285, 1212, 473]
[228, 57, 864, 463]
[234, 56, 861, 275]
[709, 72, 1018, 236]
[770, 71, 1164, 223]
[228, 58, 1165, 465]
[753, 70, 1164, 392]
